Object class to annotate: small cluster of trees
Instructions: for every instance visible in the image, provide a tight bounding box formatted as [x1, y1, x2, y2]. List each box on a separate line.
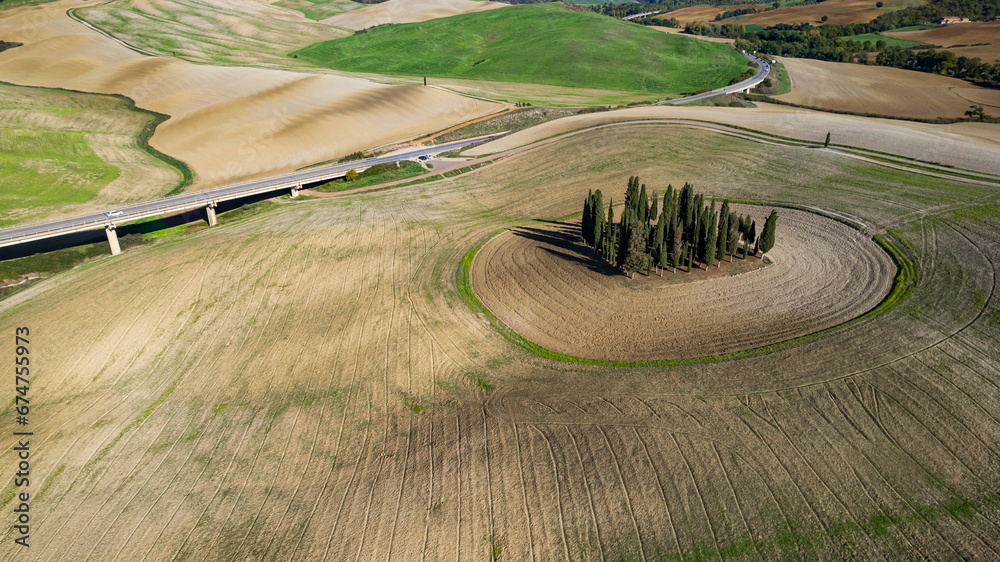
[581, 177, 777, 278]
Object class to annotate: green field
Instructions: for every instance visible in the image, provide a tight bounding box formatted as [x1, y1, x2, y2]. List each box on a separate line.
[295, 3, 748, 94]
[273, 0, 361, 21]
[885, 24, 940, 32]
[0, 129, 119, 217]
[841, 32, 930, 48]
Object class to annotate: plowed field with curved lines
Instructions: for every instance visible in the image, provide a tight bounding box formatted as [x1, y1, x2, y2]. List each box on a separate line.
[1, 123, 999, 559]
[472, 206, 895, 360]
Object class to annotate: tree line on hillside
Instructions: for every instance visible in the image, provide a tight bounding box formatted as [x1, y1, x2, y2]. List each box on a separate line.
[597, 0, 1000, 88]
[581, 177, 777, 278]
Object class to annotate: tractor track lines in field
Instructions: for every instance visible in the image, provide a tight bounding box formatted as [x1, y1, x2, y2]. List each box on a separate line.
[35, 241, 233, 556]
[764, 396, 872, 545]
[633, 427, 683, 560]
[564, 426, 606, 561]
[711, 442, 761, 560]
[596, 425, 645, 561]
[533, 424, 572, 561]
[805, 388, 949, 555]
[511, 422, 537, 561]
[670, 433, 723, 560]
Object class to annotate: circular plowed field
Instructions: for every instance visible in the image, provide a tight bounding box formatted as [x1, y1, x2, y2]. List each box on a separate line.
[471, 205, 896, 361]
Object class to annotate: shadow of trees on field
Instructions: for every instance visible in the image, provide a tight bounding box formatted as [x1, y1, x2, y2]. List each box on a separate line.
[511, 221, 620, 277]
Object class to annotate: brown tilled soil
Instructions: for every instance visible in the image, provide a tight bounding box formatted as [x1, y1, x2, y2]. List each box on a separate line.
[656, 4, 767, 24]
[724, 0, 928, 26]
[2, 123, 999, 560]
[886, 22, 1000, 64]
[472, 207, 894, 360]
[776, 57, 1000, 119]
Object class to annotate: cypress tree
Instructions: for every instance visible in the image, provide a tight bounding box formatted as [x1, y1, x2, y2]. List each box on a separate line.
[637, 184, 648, 225]
[671, 221, 682, 262]
[748, 220, 757, 256]
[686, 242, 693, 272]
[652, 208, 666, 252]
[592, 190, 605, 251]
[717, 200, 729, 261]
[582, 192, 592, 245]
[681, 183, 694, 241]
[727, 211, 739, 261]
[605, 200, 615, 261]
[622, 218, 647, 277]
[761, 210, 778, 255]
[705, 212, 718, 269]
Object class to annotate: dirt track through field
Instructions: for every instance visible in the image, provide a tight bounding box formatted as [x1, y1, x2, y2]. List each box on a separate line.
[2, 123, 1000, 560]
[472, 207, 895, 360]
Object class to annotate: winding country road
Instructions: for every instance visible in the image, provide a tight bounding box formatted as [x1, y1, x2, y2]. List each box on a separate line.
[659, 52, 771, 105]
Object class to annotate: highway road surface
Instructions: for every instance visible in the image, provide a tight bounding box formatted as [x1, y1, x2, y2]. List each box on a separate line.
[658, 52, 772, 105]
[0, 136, 497, 249]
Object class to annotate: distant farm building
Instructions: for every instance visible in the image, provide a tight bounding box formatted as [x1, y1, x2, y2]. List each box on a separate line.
[938, 17, 971, 24]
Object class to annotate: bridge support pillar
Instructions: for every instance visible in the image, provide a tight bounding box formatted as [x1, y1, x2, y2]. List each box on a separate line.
[290, 184, 300, 198]
[106, 225, 121, 256]
[205, 202, 218, 227]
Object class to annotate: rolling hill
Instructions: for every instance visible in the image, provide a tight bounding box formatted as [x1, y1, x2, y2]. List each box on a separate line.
[295, 2, 748, 95]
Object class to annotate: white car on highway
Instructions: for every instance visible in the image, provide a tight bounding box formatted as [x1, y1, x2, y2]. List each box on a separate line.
[105, 210, 124, 218]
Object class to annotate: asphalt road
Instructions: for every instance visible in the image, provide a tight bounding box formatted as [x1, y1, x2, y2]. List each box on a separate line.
[658, 52, 771, 105]
[0, 136, 496, 248]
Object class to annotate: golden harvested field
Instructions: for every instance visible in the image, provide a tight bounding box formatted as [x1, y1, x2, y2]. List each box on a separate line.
[74, 0, 346, 66]
[0, 0, 502, 190]
[320, 0, 509, 30]
[3, 123, 1000, 558]
[886, 22, 1000, 63]
[466, 104, 1000, 175]
[656, 3, 766, 24]
[472, 208, 894, 361]
[725, 0, 929, 26]
[776, 57, 1000, 119]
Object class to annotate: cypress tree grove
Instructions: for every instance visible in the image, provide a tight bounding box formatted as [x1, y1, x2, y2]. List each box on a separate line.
[582, 191, 592, 245]
[761, 209, 778, 255]
[592, 190, 605, 250]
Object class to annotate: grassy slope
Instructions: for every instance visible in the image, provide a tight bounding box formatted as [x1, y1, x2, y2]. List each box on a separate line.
[0, 129, 119, 215]
[295, 3, 748, 94]
[0, 82, 189, 225]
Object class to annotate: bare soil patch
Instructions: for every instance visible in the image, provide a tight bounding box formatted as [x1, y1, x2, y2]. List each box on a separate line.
[886, 22, 1000, 63]
[776, 57, 1000, 119]
[320, 0, 508, 29]
[725, 0, 928, 26]
[1, 122, 998, 559]
[656, 4, 766, 24]
[471, 207, 894, 360]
